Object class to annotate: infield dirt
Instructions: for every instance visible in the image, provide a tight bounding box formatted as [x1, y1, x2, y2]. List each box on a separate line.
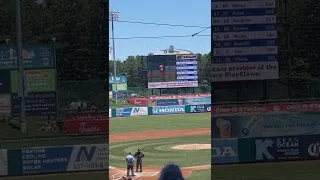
[109, 128, 211, 180]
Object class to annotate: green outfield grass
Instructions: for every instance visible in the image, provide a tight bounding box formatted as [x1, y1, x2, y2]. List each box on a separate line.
[109, 135, 210, 168]
[110, 113, 210, 134]
[187, 169, 211, 180]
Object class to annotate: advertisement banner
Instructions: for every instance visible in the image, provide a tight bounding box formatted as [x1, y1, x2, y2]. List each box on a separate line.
[298, 135, 320, 160]
[11, 91, 57, 117]
[11, 69, 56, 92]
[152, 105, 185, 115]
[21, 144, 108, 174]
[64, 112, 109, 134]
[128, 98, 148, 105]
[0, 70, 10, 93]
[254, 136, 300, 162]
[148, 81, 198, 89]
[130, 107, 148, 116]
[183, 97, 211, 105]
[0, 94, 11, 117]
[0, 44, 55, 69]
[116, 108, 132, 117]
[149, 93, 211, 100]
[212, 138, 239, 164]
[112, 83, 127, 91]
[112, 91, 128, 99]
[156, 99, 182, 106]
[115, 107, 148, 117]
[109, 109, 112, 117]
[212, 102, 320, 116]
[212, 112, 320, 138]
[0, 149, 8, 176]
[109, 75, 127, 84]
[190, 104, 211, 113]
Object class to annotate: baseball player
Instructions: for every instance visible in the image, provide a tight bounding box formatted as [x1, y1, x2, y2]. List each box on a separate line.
[134, 149, 145, 172]
[126, 152, 135, 176]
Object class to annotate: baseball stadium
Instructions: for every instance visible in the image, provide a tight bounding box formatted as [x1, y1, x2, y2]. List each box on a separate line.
[108, 96, 211, 180]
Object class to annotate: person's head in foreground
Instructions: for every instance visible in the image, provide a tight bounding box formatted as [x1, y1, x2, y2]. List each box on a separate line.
[158, 163, 185, 180]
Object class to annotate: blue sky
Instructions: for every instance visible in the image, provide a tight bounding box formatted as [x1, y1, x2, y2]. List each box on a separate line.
[109, 0, 211, 61]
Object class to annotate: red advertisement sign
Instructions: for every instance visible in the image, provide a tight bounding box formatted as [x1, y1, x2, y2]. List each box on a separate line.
[128, 98, 148, 105]
[212, 101, 320, 116]
[149, 93, 211, 100]
[64, 112, 109, 134]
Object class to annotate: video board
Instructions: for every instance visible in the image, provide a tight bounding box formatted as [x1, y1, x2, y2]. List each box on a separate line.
[147, 54, 198, 89]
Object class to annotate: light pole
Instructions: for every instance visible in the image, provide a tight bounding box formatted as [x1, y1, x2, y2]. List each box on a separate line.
[16, 0, 26, 133]
[109, 11, 119, 104]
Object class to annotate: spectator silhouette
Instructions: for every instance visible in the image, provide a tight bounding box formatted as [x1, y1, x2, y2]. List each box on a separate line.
[158, 163, 184, 180]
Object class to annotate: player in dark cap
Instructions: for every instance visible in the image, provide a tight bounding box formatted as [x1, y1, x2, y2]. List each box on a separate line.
[134, 149, 145, 172]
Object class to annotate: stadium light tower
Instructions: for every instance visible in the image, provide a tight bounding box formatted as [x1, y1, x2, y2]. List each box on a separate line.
[109, 11, 119, 104]
[16, 0, 26, 133]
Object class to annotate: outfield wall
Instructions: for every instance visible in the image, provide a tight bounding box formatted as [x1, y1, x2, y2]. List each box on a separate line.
[0, 144, 108, 176]
[212, 134, 320, 164]
[211, 101, 320, 165]
[109, 104, 211, 117]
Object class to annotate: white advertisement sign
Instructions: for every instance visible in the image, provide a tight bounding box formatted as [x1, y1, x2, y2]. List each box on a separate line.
[130, 107, 148, 116]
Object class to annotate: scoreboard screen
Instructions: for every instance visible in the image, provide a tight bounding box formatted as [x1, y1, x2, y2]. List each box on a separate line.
[147, 54, 198, 89]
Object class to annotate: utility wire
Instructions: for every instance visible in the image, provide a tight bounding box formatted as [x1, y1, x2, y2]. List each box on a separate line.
[114, 20, 209, 29]
[109, 34, 210, 40]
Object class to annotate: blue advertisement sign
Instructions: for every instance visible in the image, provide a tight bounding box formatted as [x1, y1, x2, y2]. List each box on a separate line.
[11, 91, 57, 117]
[156, 99, 181, 106]
[152, 105, 185, 115]
[254, 136, 300, 162]
[109, 76, 127, 84]
[190, 104, 211, 113]
[116, 108, 132, 117]
[211, 113, 320, 138]
[212, 138, 239, 164]
[183, 97, 211, 105]
[298, 135, 320, 160]
[0, 44, 55, 69]
[112, 91, 128, 99]
[21, 144, 108, 174]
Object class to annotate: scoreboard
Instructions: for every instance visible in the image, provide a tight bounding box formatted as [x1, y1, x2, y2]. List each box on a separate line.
[147, 54, 198, 89]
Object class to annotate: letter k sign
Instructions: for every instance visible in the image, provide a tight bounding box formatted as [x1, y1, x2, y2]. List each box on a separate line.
[190, 106, 196, 112]
[255, 139, 274, 160]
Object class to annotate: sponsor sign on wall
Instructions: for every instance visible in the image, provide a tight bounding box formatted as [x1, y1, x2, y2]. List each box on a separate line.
[212, 138, 239, 164]
[212, 113, 320, 138]
[190, 104, 211, 113]
[21, 144, 108, 174]
[254, 136, 300, 162]
[0, 149, 8, 176]
[112, 91, 128, 99]
[109, 109, 112, 117]
[149, 94, 211, 100]
[212, 102, 320, 138]
[115, 107, 148, 117]
[299, 135, 320, 160]
[63, 112, 109, 134]
[11, 92, 57, 117]
[130, 107, 148, 116]
[0, 44, 55, 69]
[156, 99, 182, 106]
[183, 97, 211, 105]
[10, 69, 56, 92]
[152, 105, 185, 115]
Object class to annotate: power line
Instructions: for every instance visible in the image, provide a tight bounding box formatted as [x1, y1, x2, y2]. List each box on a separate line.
[114, 20, 210, 29]
[109, 34, 210, 40]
